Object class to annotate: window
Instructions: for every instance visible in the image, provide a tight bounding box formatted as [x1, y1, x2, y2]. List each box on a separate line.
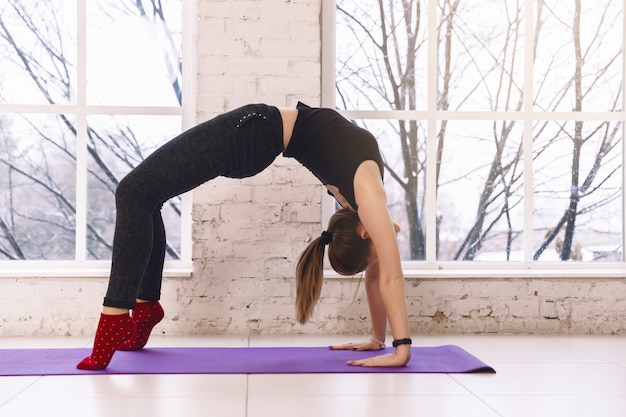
[0, 0, 194, 275]
[324, 0, 624, 275]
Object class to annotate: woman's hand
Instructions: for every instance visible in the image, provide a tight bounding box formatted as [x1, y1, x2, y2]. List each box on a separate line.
[346, 345, 412, 368]
[329, 338, 384, 351]
[330, 340, 411, 367]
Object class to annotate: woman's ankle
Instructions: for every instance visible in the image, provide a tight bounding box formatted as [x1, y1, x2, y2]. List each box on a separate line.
[102, 306, 130, 315]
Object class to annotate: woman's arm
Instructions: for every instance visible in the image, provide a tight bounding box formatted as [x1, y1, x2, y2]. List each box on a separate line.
[364, 262, 388, 346]
[348, 160, 411, 367]
[328, 262, 388, 352]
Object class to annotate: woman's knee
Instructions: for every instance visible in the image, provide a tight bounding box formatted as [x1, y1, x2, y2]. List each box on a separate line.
[116, 173, 138, 199]
[115, 172, 153, 210]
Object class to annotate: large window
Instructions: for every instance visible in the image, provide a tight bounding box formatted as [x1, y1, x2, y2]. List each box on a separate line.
[324, 0, 624, 275]
[0, 0, 194, 275]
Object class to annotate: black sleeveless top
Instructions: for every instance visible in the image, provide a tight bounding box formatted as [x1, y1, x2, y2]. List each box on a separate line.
[284, 102, 384, 210]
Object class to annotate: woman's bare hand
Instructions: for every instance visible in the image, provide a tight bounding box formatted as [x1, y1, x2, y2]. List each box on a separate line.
[330, 341, 411, 367]
[329, 339, 383, 351]
[346, 345, 411, 367]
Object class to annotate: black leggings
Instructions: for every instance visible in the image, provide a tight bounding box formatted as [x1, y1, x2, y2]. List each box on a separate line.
[103, 104, 284, 309]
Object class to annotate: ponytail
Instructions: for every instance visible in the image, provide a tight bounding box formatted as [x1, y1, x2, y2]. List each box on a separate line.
[295, 208, 371, 324]
[295, 236, 326, 324]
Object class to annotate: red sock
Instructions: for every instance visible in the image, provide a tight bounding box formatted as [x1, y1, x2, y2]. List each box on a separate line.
[118, 301, 164, 351]
[77, 313, 136, 370]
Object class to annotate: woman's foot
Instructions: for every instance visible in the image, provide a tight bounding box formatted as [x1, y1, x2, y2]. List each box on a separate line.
[77, 313, 136, 370]
[118, 301, 164, 351]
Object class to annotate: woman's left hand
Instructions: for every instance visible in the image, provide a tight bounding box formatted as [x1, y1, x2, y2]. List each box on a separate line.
[329, 339, 383, 351]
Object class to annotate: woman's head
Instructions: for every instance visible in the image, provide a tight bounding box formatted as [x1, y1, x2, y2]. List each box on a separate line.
[295, 208, 370, 324]
[325, 208, 371, 275]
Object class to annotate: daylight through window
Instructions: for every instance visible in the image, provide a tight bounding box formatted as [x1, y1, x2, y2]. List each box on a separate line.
[0, 0, 191, 271]
[327, 0, 624, 271]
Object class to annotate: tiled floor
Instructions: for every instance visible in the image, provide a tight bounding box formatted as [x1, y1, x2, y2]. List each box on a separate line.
[1, 334, 625, 417]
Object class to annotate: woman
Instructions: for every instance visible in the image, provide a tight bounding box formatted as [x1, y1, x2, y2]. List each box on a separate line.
[77, 102, 411, 370]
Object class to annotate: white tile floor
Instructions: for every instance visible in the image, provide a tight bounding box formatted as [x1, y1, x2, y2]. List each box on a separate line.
[1, 334, 625, 417]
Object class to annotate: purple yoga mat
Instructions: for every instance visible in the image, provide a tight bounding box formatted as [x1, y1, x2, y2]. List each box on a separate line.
[0, 345, 495, 376]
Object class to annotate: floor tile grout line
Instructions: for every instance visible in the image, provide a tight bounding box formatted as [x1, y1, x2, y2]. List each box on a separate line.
[448, 374, 507, 417]
[0, 375, 44, 408]
[545, 335, 626, 368]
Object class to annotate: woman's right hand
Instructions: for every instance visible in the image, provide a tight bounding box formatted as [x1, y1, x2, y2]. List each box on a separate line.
[345, 345, 412, 367]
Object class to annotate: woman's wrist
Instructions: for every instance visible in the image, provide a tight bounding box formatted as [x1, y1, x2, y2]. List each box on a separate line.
[371, 336, 385, 348]
[392, 338, 412, 348]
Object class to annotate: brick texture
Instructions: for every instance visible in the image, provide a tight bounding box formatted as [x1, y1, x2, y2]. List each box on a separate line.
[1, 0, 625, 337]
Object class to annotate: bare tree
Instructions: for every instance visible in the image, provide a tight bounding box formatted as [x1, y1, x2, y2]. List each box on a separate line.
[0, 0, 183, 260]
[337, 0, 622, 262]
[533, 0, 622, 260]
[132, 0, 183, 105]
[337, 0, 426, 259]
[443, 0, 530, 260]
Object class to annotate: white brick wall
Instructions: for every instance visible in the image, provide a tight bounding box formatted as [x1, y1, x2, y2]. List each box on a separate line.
[1, 0, 625, 338]
[196, 0, 321, 114]
[169, 0, 324, 336]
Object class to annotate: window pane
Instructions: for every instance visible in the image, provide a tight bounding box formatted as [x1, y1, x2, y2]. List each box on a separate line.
[0, 113, 76, 260]
[335, 0, 427, 111]
[0, 1, 76, 105]
[86, 0, 183, 106]
[334, 0, 625, 267]
[437, 121, 524, 261]
[1, 1, 187, 267]
[534, 1, 623, 112]
[533, 121, 623, 262]
[86, 115, 182, 260]
[440, 0, 525, 112]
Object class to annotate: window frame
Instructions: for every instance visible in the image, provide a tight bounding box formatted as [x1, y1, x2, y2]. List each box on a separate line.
[0, 0, 195, 277]
[322, 0, 626, 278]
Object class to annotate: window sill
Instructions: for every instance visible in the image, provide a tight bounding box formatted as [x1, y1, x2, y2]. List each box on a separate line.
[324, 263, 626, 279]
[0, 261, 193, 278]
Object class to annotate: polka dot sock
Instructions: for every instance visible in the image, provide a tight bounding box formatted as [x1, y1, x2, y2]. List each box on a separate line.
[118, 301, 165, 351]
[76, 313, 136, 370]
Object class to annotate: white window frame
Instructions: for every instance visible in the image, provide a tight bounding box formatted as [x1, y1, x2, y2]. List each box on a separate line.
[0, 0, 196, 278]
[321, 0, 626, 278]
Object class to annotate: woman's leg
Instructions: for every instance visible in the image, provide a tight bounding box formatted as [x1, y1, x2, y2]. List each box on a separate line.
[78, 104, 284, 369]
[116, 210, 167, 351]
[78, 119, 230, 370]
[136, 210, 168, 302]
[103, 103, 284, 309]
[102, 196, 169, 310]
